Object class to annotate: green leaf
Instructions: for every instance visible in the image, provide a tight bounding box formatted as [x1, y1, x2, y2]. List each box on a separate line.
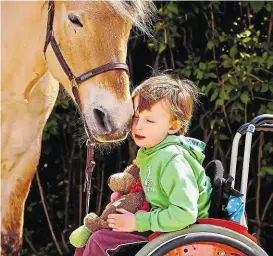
[230, 77, 237, 85]
[266, 2, 273, 12]
[250, 1, 264, 13]
[266, 58, 273, 69]
[221, 54, 229, 60]
[222, 59, 233, 68]
[184, 69, 191, 77]
[207, 60, 219, 69]
[262, 52, 268, 59]
[199, 62, 206, 70]
[210, 119, 216, 129]
[215, 98, 224, 107]
[242, 37, 251, 43]
[207, 73, 217, 79]
[270, 85, 273, 93]
[230, 46, 238, 58]
[147, 43, 155, 49]
[253, 36, 258, 43]
[240, 93, 249, 104]
[197, 70, 204, 80]
[158, 8, 163, 15]
[158, 43, 166, 53]
[210, 90, 219, 101]
[205, 82, 217, 94]
[240, 30, 251, 38]
[240, 52, 245, 58]
[219, 134, 229, 140]
[207, 40, 214, 50]
[260, 166, 273, 176]
[268, 102, 273, 110]
[167, 2, 179, 15]
[261, 83, 269, 92]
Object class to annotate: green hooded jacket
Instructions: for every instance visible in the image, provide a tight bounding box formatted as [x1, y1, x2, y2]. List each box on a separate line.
[135, 135, 212, 232]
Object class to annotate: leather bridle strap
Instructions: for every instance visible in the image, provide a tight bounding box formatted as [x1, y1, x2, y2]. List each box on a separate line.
[47, 36, 130, 86]
[43, 0, 130, 89]
[74, 62, 130, 85]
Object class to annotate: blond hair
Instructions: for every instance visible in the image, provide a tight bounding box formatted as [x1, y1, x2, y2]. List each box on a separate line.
[132, 74, 199, 135]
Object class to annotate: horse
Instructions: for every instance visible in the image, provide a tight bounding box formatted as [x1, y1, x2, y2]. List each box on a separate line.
[1, 1, 155, 254]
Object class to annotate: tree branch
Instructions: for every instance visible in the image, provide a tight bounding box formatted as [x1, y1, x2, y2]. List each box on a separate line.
[36, 170, 63, 255]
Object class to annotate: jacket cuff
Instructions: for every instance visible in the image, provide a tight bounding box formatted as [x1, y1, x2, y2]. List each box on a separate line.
[135, 211, 151, 232]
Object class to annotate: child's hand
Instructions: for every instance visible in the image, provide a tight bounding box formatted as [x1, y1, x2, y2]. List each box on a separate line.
[107, 208, 137, 232]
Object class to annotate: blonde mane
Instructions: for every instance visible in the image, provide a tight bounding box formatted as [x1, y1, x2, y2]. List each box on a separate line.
[106, 0, 156, 36]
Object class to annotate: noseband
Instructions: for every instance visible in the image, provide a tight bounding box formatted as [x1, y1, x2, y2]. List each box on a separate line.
[43, 0, 130, 215]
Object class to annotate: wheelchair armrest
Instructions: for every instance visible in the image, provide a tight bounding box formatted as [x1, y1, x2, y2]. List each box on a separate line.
[197, 218, 257, 243]
[148, 232, 162, 241]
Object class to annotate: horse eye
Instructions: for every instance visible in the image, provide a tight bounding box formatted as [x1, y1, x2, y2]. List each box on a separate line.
[124, 1, 133, 6]
[68, 14, 83, 28]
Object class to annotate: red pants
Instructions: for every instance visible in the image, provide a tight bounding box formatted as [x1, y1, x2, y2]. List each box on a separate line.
[74, 229, 149, 256]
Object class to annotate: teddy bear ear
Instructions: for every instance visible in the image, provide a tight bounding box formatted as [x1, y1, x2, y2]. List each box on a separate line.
[125, 163, 140, 178]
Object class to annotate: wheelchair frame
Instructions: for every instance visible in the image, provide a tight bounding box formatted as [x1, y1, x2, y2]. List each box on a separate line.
[229, 114, 273, 226]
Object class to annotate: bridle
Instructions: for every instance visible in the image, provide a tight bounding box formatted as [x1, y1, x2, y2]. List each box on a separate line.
[43, 0, 130, 107]
[43, 0, 130, 215]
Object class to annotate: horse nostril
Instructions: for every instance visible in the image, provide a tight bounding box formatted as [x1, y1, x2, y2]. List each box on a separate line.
[93, 108, 112, 132]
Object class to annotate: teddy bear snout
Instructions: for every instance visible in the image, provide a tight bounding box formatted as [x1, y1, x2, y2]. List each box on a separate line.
[108, 173, 136, 194]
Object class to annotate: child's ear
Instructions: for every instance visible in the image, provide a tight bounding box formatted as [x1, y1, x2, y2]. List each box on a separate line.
[168, 120, 182, 135]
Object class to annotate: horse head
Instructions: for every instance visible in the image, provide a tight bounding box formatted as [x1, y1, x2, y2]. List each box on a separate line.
[44, 1, 155, 143]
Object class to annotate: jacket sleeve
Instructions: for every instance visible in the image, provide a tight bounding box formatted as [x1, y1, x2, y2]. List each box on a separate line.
[135, 154, 199, 232]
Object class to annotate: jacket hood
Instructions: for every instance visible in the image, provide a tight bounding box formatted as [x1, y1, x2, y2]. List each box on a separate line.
[139, 135, 206, 164]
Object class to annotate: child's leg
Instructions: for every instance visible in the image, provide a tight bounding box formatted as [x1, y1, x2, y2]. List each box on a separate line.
[74, 247, 85, 256]
[81, 229, 149, 256]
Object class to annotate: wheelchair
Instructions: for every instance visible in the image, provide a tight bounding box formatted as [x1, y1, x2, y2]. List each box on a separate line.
[116, 114, 273, 256]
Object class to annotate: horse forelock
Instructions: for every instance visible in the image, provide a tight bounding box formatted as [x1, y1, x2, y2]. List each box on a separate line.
[106, 0, 156, 36]
[44, 1, 155, 36]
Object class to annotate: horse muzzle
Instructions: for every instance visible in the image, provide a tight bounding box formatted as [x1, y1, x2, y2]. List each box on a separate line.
[83, 106, 132, 143]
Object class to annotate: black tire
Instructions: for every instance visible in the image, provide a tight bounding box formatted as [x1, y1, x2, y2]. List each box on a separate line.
[136, 224, 268, 256]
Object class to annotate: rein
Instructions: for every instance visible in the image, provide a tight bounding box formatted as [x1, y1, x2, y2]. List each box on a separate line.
[43, 0, 130, 215]
[84, 141, 95, 215]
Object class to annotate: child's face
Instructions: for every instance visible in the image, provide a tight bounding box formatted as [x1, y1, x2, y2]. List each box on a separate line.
[131, 96, 179, 148]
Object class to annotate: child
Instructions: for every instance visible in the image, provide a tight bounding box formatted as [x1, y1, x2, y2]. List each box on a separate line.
[73, 74, 212, 256]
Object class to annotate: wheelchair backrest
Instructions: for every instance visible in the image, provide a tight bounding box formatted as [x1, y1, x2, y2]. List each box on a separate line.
[205, 160, 224, 218]
[205, 160, 243, 220]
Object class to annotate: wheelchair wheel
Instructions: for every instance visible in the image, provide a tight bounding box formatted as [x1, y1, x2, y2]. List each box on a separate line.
[136, 224, 268, 256]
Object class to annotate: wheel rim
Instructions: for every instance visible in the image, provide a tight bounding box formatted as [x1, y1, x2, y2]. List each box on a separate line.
[149, 233, 257, 256]
[164, 241, 246, 256]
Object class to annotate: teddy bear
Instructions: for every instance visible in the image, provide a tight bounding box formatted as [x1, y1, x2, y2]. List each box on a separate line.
[69, 162, 150, 248]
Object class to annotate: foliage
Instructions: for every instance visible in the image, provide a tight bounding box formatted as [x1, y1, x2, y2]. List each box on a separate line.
[23, 2, 273, 255]
[148, 1, 273, 174]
